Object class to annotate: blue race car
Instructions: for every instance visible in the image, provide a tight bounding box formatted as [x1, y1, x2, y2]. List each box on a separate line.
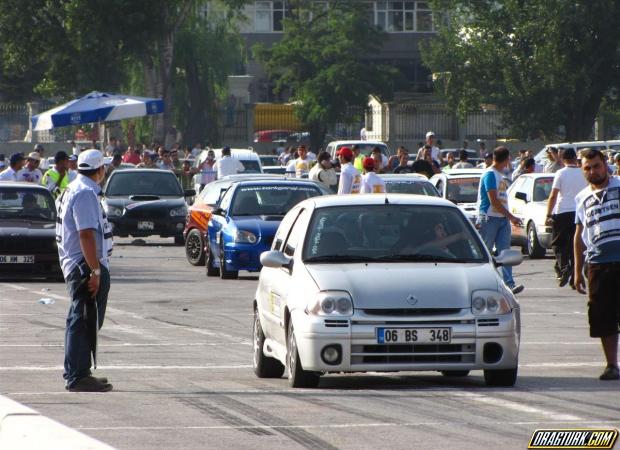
[205, 179, 329, 279]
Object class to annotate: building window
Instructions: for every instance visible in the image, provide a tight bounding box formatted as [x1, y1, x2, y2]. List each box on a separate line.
[374, 1, 434, 32]
[255, 1, 288, 32]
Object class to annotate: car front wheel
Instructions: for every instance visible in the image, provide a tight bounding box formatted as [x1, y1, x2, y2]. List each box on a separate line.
[287, 321, 320, 388]
[185, 229, 205, 266]
[219, 245, 238, 280]
[527, 222, 545, 258]
[483, 367, 518, 387]
[253, 308, 285, 378]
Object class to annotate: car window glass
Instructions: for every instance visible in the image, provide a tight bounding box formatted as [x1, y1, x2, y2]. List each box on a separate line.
[435, 179, 444, 195]
[202, 182, 227, 205]
[0, 188, 55, 220]
[241, 160, 262, 174]
[385, 181, 439, 196]
[303, 205, 487, 263]
[273, 207, 302, 251]
[446, 177, 480, 203]
[218, 186, 234, 212]
[520, 177, 534, 200]
[534, 178, 553, 202]
[230, 185, 321, 216]
[106, 172, 183, 196]
[509, 176, 525, 196]
[283, 209, 309, 257]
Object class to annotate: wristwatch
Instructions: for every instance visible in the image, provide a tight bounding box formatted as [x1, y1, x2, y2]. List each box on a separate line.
[90, 268, 101, 277]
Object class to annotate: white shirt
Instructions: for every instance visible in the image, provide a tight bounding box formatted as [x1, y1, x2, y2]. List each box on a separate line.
[551, 166, 588, 214]
[417, 145, 441, 163]
[360, 127, 367, 141]
[0, 167, 18, 181]
[360, 172, 386, 193]
[338, 163, 361, 194]
[17, 167, 43, 183]
[286, 157, 311, 178]
[214, 156, 245, 179]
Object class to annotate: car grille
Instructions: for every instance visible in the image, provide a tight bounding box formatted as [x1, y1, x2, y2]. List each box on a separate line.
[351, 343, 476, 365]
[0, 237, 56, 254]
[124, 209, 168, 220]
[477, 318, 500, 327]
[324, 319, 349, 328]
[362, 308, 462, 316]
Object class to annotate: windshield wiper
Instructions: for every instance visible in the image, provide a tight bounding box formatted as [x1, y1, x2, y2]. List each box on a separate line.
[303, 255, 371, 263]
[371, 254, 473, 263]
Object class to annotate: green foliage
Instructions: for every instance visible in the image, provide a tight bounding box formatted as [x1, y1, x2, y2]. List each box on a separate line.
[422, 0, 620, 141]
[254, 0, 397, 150]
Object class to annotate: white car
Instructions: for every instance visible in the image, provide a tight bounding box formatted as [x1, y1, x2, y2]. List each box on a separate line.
[507, 173, 555, 258]
[533, 140, 620, 167]
[325, 140, 391, 160]
[430, 169, 484, 223]
[254, 194, 522, 388]
[379, 173, 440, 196]
[193, 148, 263, 190]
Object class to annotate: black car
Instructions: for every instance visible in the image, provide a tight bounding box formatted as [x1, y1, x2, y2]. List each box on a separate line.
[102, 169, 195, 244]
[0, 182, 63, 280]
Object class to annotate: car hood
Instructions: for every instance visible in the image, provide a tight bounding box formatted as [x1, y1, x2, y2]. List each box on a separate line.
[104, 197, 186, 209]
[230, 215, 282, 236]
[304, 262, 498, 309]
[0, 219, 56, 237]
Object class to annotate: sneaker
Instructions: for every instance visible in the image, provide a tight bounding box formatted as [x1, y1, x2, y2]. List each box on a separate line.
[558, 271, 571, 287]
[68, 375, 113, 392]
[65, 376, 108, 390]
[599, 365, 619, 381]
[510, 284, 524, 295]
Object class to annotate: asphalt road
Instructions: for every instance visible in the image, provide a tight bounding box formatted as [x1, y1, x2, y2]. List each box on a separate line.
[1, 238, 619, 450]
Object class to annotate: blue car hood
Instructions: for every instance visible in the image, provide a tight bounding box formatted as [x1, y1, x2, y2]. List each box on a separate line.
[230, 215, 282, 237]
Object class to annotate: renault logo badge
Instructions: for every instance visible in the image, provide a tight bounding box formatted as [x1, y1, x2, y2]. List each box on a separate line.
[406, 294, 418, 306]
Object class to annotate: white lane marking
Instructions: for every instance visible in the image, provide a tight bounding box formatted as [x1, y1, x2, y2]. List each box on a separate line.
[457, 392, 582, 421]
[521, 342, 598, 345]
[0, 342, 251, 348]
[0, 283, 27, 291]
[0, 364, 252, 371]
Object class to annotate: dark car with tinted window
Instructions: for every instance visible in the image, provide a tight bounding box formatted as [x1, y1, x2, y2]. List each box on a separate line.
[0, 182, 62, 280]
[102, 169, 195, 244]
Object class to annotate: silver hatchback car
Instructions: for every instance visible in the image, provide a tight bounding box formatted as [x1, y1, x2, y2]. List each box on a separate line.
[254, 194, 522, 388]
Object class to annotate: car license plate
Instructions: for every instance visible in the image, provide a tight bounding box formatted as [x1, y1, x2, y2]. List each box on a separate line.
[137, 221, 154, 230]
[377, 327, 451, 344]
[0, 255, 35, 264]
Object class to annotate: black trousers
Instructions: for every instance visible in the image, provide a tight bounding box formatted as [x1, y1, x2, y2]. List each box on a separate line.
[551, 211, 576, 277]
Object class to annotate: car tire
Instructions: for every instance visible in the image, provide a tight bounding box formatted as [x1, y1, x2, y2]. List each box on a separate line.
[483, 367, 518, 387]
[440, 370, 470, 377]
[185, 229, 205, 266]
[527, 222, 545, 259]
[219, 245, 238, 280]
[253, 308, 285, 378]
[287, 321, 320, 388]
[205, 240, 219, 277]
[174, 235, 184, 246]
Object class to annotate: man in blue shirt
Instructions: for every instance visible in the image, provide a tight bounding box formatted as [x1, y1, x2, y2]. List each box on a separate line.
[477, 146, 524, 294]
[56, 149, 114, 392]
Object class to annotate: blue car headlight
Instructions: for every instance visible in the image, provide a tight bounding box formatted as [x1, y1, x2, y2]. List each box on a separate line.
[234, 230, 258, 244]
[170, 206, 187, 217]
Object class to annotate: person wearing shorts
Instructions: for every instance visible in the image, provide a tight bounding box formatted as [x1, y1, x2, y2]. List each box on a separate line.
[574, 148, 620, 381]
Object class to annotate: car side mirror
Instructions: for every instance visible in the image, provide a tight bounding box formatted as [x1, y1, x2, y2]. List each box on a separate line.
[494, 249, 523, 267]
[515, 192, 528, 202]
[184, 189, 196, 197]
[260, 251, 291, 269]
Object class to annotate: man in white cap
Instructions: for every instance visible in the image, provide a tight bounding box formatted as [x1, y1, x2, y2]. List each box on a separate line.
[417, 131, 442, 165]
[56, 149, 114, 392]
[17, 152, 43, 183]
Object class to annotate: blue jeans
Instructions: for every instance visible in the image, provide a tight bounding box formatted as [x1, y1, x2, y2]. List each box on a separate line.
[479, 216, 515, 287]
[63, 264, 110, 387]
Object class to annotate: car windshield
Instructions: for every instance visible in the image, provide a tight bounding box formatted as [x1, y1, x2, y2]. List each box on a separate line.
[385, 180, 439, 196]
[303, 205, 487, 263]
[106, 171, 183, 196]
[0, 188, 56, 220]
[241, 160, 262, 174]
[446, 177, 480, 203]
[231, 185, 321, 216]
[260, 156, 280, 166]
[533, 178, 554, 202]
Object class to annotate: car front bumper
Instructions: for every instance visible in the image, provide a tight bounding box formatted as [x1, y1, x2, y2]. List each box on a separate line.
[291, 308, 520, 373]
[223, 241, 272, 272]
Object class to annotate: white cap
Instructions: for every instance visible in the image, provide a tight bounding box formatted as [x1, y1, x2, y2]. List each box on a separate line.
[27, 152, 41, 161]
[77, 149, 104, 170]
[426, 131, 435, 139]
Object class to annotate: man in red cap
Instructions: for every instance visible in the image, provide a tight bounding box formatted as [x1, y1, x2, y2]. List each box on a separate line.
[337, 147, 361, 194]
[360, 157, 386, 193]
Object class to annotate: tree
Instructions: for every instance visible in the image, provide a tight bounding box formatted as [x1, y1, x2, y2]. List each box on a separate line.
[254, 0, 398, 151]
[422, 0, 620, 141]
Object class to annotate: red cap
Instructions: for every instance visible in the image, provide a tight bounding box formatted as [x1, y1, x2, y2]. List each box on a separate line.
[337, 146, 353, 159]
[362, 157, 375, 170]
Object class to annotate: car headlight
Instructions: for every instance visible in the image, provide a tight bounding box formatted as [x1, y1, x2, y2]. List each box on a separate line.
[234, 230, 258, 244]
[471, 290, 512, 316]
[169, 206, 187, 217]
[106, 205, 123, 217]
[307, 291, 353, 317]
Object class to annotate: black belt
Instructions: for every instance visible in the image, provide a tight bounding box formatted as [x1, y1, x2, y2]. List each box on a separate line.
[590, 261, 620, 267]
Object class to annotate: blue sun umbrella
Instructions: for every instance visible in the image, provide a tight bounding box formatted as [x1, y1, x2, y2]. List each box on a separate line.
[31, 91, 164, 131]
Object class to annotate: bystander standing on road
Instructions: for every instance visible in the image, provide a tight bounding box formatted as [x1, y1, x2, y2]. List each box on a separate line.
[195, 149, 217, 192]
[105, 153, 122, 183]
[545, 149, 587, 287]
[360, 157, 385, 193]
[477, 146, 524, 295]
[573, 148, 620, 381]
[286, 145, 312, 178]
[0, 153, 25, 181]
[477, 152, 493, 169]
[17, 152, 43, 183]
[42, 151, 70, 198]
[417, 131, 442, 165]
[122, 145, 141, 165]
[352, 145, 365, 171]
[34, 144, 49, 171]
[337, 147, 361, 194]
[442, 151, 457, 173]
[453, 149, 474, 169]
[137, 151, 157, 169]
[56, 149, 114, 392]
[511, 157, 536, 181]
[214, 146, 244, 179]
[68, 154, 78, 183]
[309, 151, 338, 191]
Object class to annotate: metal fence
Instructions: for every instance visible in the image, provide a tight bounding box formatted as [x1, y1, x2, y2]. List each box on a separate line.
[0, 103, 29, 143]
